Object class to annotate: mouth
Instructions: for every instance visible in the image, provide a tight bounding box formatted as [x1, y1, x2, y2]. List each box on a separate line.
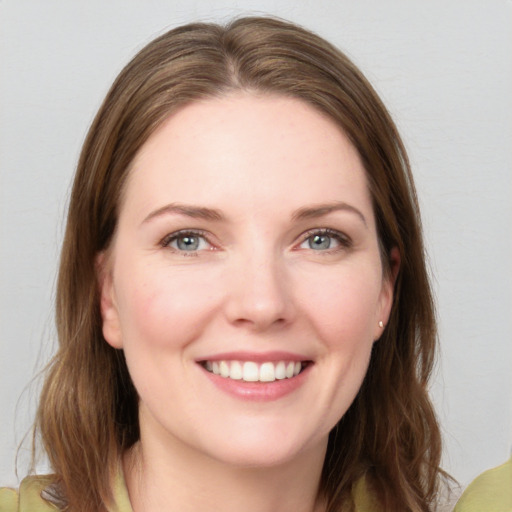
[199, 360, 311, 383]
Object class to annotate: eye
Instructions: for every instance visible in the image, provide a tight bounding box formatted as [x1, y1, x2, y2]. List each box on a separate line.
[161, 230, 211, 252]
[298, 229, 350, 251]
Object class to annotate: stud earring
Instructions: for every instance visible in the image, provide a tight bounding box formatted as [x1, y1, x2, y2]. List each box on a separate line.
[378, 321, 384, 328]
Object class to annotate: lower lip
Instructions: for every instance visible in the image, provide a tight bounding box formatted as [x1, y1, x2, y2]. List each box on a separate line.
[199, 364, 312, 402]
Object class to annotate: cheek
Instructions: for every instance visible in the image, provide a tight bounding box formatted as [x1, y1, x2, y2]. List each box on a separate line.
[114, 263, 222, 350]
[293, 267, 381, 433]
[296, 263, 383, 344]
[113, 264, 221, 401]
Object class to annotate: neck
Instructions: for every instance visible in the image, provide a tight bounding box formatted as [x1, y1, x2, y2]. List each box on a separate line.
[123, 428, 327, 512]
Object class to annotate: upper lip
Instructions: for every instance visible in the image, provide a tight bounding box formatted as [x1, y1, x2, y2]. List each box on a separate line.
[195, 351, 313, 363]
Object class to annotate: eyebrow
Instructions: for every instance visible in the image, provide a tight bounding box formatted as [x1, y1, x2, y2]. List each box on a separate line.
[142, 203, 225, 224]
[142, 200, 367, 227]
[291, 201, 368, 227]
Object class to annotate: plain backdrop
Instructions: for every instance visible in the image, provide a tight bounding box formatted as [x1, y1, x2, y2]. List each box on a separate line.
[1, 0, 511, 490]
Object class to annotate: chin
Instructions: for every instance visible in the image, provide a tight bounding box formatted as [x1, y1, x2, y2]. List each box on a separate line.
[194, 423, 329, 470]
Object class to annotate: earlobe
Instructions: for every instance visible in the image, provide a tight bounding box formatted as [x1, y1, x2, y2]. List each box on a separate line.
[96, 253, 123, 349]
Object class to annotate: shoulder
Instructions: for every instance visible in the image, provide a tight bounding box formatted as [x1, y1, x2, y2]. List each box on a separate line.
[454, 457, 512, 512]
[1, 463, 133, 512]
[352, 476, 380, 511]
[0, 476, 59, 512]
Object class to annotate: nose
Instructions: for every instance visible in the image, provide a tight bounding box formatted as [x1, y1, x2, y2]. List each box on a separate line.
[223, 250, 295, 331]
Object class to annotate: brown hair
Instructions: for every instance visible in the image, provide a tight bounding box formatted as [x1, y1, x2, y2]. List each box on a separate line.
[36, 16, 444, 511]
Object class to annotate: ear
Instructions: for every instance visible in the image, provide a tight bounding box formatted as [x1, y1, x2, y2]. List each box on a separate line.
[96, 252, 123, 349]
[374, 247, 400, 340]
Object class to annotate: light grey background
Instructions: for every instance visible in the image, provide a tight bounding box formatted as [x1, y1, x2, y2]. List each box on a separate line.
[1, 0, 511, 490]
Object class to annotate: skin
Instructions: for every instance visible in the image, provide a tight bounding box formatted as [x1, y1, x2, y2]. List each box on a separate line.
[99, 93, 396, 512]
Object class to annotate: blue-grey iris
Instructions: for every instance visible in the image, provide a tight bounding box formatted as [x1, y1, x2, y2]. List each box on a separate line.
[309, 234, 331, 250]
[177, 235, 200, 251]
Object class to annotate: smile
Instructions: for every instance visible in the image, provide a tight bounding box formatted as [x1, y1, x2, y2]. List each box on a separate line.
[202, 360, 307, 382]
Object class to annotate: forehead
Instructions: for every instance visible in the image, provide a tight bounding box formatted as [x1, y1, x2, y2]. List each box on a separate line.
[123, 93, 373, 223]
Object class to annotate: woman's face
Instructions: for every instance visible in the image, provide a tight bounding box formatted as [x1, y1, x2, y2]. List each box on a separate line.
[99, 93, 395, 469]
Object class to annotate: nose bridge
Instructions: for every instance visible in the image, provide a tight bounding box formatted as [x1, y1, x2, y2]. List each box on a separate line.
[225, 238, 292, 329]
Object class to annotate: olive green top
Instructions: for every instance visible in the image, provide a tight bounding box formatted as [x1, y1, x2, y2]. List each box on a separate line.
[0, 469, 132, 512]
[0, 468, 377, 511]
[453, 457, 512, 512]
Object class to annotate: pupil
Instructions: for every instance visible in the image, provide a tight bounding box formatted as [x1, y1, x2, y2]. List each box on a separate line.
[310, 234, 330, 250]
[177, 236, 199, 251]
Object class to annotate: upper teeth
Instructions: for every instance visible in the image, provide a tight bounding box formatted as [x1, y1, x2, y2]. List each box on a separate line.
[204, 360, 303, 382]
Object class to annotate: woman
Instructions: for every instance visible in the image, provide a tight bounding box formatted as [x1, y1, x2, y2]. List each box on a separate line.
[0, 16, 445, 511]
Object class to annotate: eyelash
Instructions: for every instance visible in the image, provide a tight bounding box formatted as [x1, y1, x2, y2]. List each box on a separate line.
[160, 229, 213, 256]
[298, 228, 352, 253]
[160, 227, 351, 256]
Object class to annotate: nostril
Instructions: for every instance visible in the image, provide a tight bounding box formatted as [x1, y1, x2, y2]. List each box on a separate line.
[232, 315, 288, 330]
